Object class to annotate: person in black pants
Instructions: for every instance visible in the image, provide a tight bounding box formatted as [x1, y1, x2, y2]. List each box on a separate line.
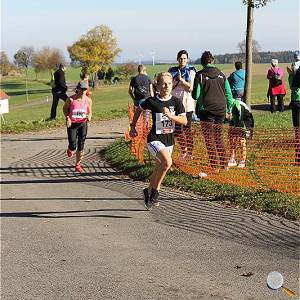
[192, 51, 234, 175]
[287, 66, 300, 164]
[48, 64, 68, 120]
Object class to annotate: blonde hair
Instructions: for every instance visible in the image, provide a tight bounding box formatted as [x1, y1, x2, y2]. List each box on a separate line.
[156, 72, 173, 84]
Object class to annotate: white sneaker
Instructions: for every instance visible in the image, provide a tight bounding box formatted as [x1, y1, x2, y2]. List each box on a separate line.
[199, 171, 208, 178]
[178, 153, 187, 160]
[185, 153, 193, 160]
[178, 153, 193, 160]
[238, 160, 246, 168]
[228, 159, 237, 167]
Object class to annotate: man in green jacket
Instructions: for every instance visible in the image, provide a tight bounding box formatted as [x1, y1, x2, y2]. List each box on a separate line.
[192, 51, 234, 173]
[287, 66, 300, 164]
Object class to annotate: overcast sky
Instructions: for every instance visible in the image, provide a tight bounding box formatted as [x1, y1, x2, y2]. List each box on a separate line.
[1, 0, 299, 63]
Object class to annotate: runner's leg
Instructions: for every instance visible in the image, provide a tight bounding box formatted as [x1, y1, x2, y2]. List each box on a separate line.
[75, 122, 88, 167]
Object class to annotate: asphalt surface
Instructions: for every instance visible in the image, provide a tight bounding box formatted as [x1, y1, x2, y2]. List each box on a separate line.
[1, 118, 299, 300]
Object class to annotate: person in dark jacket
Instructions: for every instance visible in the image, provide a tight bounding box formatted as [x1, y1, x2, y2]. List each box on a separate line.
[128, 65, 154, 106]
[48, 64, 68, 120]
[192, 51, 234, 175]
[287, 65, 300, 164]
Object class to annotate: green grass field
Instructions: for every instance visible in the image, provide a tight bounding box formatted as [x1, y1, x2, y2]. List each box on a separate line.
[0, 64, 293, 132]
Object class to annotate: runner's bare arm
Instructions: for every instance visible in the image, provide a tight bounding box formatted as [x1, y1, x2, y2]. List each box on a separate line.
[149, 84, 154, 97]
[163, 107, 187, 126]
[128, 86, 135, 101]
[63, 98, 72, 118]
[87, 99, 92, 121]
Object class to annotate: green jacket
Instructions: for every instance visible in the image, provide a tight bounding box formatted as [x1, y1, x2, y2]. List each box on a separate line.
[192, 64, 234, 114]
[288, 73, 300, 102]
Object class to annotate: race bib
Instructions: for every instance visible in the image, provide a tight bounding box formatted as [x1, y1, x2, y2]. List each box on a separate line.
[155, 107, 175, 134]
[71, 108, 87, 119]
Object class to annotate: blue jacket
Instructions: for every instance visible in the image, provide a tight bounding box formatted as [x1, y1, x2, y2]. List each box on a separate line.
[228, 69, 245, 92]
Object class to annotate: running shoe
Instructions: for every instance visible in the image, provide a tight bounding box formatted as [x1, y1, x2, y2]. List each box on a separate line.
[237, 160, 246, 168]
[75, 163, 83, 173]
[143, 188, 151, 210]
[228, 159, 237, 167]
[149, 189, 160, 207]
[67, 148, 74, 158]
[178, 153, 187, 160]
[185, 153, 193, 160]
[178, 153, 193, 160]
[199, 171, 208, 178]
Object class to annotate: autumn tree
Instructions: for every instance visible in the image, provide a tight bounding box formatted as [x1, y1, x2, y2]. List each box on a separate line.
[14, 47, 34, 102]
[243, 0, 272, 106]
[32, 47, 65, 80]
[116, 63, 136, 79]
[68, 25, 121, 87]
[0, 51, 14, 76]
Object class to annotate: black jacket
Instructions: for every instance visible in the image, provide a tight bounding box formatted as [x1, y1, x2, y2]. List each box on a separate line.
[53, 69, 67, 92]
[193, 66, 227, 116]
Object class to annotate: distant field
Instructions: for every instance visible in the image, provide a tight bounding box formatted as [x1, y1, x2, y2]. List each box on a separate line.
[0, 64, 293, 132]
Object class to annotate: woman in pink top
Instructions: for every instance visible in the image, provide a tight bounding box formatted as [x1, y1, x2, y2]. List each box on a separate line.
[63, 80, 92, 172]
[267, 59, 286, 113]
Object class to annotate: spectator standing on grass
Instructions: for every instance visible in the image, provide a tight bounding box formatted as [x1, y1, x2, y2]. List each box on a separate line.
[228, 61, 246, 102]
[128, 65, 154, 106]
[192, 51, 234, 176]
[63, 81, 92, 173]
[287, 65, 300, 165]
[291, 51, 300, 74]
[48, 64, 68, 120]
[168, 50, 197, 160]
[267, 59, 286, 113]
[227, 99, 254, 169]
[129, 72, 187, 210]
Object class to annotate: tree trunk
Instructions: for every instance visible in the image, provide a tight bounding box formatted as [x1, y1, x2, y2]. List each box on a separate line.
[244, 1, 254, 107]
[25, 68, 29, 103]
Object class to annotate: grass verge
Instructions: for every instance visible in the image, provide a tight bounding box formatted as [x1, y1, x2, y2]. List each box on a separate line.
[103, 139, 300, 221]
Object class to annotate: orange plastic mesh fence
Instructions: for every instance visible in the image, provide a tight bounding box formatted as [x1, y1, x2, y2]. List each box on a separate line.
[125, 104, 300, 196]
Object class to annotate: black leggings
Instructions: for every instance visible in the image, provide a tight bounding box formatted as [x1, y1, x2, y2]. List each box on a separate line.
[67, 122, 88, 151]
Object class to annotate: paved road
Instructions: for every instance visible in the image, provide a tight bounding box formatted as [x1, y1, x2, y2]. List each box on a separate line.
[1, 119, 299, 300]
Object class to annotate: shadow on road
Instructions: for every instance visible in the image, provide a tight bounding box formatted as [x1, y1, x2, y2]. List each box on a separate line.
[151, 199, 299, 259]
[2, 147, 299, 260]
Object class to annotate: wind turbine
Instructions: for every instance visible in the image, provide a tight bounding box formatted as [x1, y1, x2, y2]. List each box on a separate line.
[138, 52, 144, 65]
[150, 51, 156, 66]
